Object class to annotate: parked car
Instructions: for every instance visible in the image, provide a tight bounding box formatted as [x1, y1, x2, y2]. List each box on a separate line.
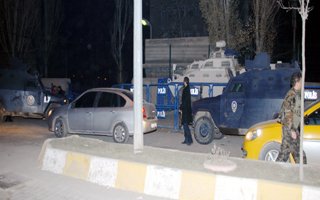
[242, 100, 320, 164]
[47, 88, 158, 143]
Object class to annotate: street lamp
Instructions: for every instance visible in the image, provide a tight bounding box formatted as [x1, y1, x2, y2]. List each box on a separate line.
[141, 18, 152, 39]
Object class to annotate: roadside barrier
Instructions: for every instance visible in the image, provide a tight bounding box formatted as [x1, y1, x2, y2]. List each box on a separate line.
[39, 136, 320, 200]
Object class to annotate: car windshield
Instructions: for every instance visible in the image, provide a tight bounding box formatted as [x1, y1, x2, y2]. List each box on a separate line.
[121, 90, 148, 103]
[121, 90, 133, 101]
[305, 100, 320, 111]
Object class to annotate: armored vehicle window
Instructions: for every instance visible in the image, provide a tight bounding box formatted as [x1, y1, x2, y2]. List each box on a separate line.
[191, 64, 199, 69]
[221, 61, 230, 67]
[229, 83, 244, 92]
[74, 92, 96, 108]
[25, 80, 39, 90]
[203, 61, 213, 69]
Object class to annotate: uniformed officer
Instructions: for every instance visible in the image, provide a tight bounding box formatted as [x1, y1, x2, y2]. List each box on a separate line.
[276, 71, 306, 163]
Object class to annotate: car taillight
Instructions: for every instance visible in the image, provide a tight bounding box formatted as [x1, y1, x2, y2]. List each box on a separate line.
[142, 107, 147, 119]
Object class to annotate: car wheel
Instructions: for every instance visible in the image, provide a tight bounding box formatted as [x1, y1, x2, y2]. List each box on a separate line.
[54, 118, 68, 138]
[259, 142, 281, 162]
[194, 116, 222, 144]
[113, 123, 129, 143]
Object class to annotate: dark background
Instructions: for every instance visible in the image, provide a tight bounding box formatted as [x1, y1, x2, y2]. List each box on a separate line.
[1, 0, 319, 89]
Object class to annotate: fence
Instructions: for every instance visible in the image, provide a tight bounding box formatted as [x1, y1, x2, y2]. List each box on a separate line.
[113, 82, 228, 130]
[113, 83, 320, 131]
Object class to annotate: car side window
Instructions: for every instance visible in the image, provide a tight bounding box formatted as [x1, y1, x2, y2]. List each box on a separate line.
[74, 92, 96, 108]
[308, 108, 320, 125]
[97, 92, 113, 107]
[97, 92, 126, 107]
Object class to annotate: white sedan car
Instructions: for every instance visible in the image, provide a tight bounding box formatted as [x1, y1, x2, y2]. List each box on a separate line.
[47, 88, 157, 143]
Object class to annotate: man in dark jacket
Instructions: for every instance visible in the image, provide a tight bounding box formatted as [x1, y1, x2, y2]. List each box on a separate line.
[180, 77, 193, 145]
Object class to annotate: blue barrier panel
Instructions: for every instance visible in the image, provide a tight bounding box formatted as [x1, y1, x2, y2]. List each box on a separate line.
[113, 82, 228, 130]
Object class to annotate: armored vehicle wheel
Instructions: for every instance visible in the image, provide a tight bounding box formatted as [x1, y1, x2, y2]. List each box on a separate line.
[54, 118, 68, 138]
[194, 116, 222, 144]
[113, 123, 129, 143]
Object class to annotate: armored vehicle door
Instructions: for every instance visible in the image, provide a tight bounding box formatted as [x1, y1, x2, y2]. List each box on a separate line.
[222, 80, 246, 128]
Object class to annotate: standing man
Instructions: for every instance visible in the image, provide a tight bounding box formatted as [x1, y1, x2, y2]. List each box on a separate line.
[276, 71, 306, 163]
[180, 77, 193, 145]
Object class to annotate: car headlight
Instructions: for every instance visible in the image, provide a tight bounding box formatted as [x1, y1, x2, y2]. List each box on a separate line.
[245, 129, 262, 141]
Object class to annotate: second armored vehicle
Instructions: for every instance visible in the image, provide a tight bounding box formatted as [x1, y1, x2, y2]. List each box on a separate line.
[192, 63, 301, 144]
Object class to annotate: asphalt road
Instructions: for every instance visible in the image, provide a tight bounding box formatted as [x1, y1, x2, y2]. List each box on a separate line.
[0, 117, 244, 157]
[0, 117, 172, 200]
[0, 117, 243, 200]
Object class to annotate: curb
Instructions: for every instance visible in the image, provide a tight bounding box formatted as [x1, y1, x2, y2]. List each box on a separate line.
[39, 145, 320, 200]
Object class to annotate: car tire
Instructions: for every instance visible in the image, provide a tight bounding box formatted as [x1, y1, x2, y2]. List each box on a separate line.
[194, 116, 222, 144]
[259, 142, 281, 162]
[113, 123, 129, 143]
[54, 118, 68, 138]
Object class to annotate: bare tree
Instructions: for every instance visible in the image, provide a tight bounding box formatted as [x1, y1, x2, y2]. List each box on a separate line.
[110, 0, 132, 83]
[0, 0, 40, 61]
[253, 0, 280, 54]
[278, 0, 312, 181]
[43, 0, 64, 77]
[199, 0, 252, 51]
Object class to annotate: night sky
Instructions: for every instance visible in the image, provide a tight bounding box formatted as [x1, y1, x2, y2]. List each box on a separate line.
[48, 1, 320, 88]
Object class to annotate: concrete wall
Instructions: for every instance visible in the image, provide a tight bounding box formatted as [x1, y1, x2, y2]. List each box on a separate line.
[144, 36, 210, 78]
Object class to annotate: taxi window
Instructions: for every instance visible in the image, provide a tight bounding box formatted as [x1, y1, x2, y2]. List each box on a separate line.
[307, 108, 320, 125]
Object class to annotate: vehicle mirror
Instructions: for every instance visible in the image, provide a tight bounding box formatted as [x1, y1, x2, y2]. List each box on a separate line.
[273, 113, 279, 119]
[304, 115, 310, 125]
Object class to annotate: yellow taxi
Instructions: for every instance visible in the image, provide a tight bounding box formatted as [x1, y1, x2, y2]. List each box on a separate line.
[242, 100, 320, 164]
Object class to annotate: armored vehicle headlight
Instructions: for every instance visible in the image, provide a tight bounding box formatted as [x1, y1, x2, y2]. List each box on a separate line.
[245, 129, 262, 141]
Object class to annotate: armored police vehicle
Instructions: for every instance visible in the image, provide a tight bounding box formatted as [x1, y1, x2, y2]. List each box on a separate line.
[192, 60, 301, 144]
[0, 67, 67, 122]
[169, 41, 245, 99]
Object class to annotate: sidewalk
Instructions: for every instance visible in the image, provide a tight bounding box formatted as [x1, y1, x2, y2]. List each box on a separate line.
[0, 170, 167, 200]
[38, 136, 320, 200]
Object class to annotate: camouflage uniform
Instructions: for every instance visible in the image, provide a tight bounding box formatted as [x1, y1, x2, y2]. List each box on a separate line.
[276, 88, 302, 163]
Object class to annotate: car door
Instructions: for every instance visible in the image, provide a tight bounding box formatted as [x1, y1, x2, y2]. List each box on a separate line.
[304, 105, 320, 164]
[68, 91, 97, 133]
[93, 91, 131, 134]
[222, 81, 246, 128]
